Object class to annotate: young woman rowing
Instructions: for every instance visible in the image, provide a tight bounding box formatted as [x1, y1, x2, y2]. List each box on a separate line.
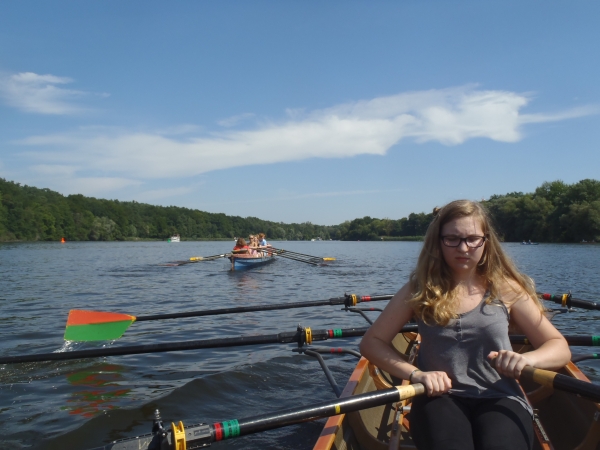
[360, 200, 570, 450]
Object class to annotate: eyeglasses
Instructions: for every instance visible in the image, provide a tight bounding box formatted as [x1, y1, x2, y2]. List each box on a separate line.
[440, 235, 486, 248]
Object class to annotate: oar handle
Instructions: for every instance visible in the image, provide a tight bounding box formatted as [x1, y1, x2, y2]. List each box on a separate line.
[520, 366, 600, 403]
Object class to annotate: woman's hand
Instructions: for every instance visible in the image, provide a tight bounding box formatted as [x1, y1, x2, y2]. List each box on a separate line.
[411, 370, 452, 397]
[488, 350, 533, 379]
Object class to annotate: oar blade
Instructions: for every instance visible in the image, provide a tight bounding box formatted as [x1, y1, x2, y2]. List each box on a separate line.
[65, 310, 136, 341]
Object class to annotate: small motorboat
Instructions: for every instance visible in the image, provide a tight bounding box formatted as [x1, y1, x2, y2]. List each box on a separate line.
[168, 234, 181, 243]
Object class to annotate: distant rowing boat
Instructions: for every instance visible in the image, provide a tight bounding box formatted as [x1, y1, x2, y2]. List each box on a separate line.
[228, 252, 276, 271]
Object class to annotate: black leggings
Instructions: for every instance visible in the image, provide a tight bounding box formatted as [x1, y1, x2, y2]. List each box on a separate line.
[409, 394, 534, 450]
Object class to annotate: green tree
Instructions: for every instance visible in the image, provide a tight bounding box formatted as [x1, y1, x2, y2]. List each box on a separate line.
[559, 201, 600, 242]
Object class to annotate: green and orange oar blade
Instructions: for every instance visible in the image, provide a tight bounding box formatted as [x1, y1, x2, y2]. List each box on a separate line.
[65, 310, 136, 341]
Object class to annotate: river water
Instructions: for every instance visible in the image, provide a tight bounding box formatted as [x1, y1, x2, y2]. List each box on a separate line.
[0, 241, 598, 449]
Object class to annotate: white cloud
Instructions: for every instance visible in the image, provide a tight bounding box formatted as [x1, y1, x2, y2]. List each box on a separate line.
[218, 113, 256, 127]
[72, 177, 142, 194]
[30, 164, 79, 176]
[135, 186, 197, 202]
[16, 86, 597, 182]
[18, 175, 142, 197]
[155, 124, 203, 135]
[0, 72, 92, 114]
[519, 105, 598, 124]
[198, 188, 407, 207]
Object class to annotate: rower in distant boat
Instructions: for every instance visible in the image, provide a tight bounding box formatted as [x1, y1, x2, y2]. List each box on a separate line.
[232, 237, 250, 254]
[258, 233, 269, 247]
[257, 233, 272, 256]
[248, 235, 260, 255]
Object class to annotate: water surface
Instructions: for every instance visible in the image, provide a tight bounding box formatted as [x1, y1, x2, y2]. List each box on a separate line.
[0, 241, 598, 449]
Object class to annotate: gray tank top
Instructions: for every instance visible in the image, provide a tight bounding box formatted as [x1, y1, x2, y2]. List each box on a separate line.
[416, 294, 533, 416]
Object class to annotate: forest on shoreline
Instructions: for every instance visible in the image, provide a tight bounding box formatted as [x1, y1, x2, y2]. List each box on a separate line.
[0, 178, 599, 243]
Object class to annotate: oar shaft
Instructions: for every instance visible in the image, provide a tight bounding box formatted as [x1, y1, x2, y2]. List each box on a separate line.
[136, 294, 393, 322]
[275, 251, 321, 261]
[280, 253, 321, 262]
[270, 247, 324, 259]
[572, 353, 599, 363]
[90, 383, 425, 449]
[208, 383, 425, 443]
[5, 324, 419, 364]
[521, 366, 600, 403]
[510, 335, 600, 346]
[43, 326, 600, 365]
[169, 254, 230, 265]
[189, 253, 230, 261]
[275, 252, 320, 265]
[1, 333, 285, 364]
[276, 249, 315, 257]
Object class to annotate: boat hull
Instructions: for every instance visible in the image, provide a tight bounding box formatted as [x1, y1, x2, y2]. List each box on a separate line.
[314, 333, 600, 450]
[228, 253, 276, 270]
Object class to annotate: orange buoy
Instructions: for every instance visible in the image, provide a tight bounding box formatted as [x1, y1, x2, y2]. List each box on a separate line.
[61, 237, 66, 243]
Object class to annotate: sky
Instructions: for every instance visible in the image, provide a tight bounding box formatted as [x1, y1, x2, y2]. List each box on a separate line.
[1, 1, 599, 225]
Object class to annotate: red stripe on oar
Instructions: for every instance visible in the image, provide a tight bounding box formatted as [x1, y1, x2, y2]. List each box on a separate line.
[542, 293, 552, 300]
[362, 296, 371, 301]
[213, 423, 223, 441]
[328, 330, 333, 338]
[67, 310, 136, 326]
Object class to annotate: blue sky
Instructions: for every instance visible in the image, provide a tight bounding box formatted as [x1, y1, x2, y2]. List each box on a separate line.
[1, 1, 599, 225]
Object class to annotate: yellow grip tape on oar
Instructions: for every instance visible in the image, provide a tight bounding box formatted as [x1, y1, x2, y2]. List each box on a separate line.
[521, 366, 557, 389]
[171, 421, 186, 450]
[562, 293, 568, 307]
[323, 257, 336, 261]
[190, 256, 202, 261]
[396, 383, 425, 400]
[334, 404, 341, 414]
[305, 327, 312, 345]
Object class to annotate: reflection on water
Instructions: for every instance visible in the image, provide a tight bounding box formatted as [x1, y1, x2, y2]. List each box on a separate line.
[0, 241, 598, 449]
[230, 270, 264, 291]
[63, 364, 130, 418]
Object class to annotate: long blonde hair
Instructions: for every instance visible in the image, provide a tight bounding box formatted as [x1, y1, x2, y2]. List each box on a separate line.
[408, 200, 542, 325]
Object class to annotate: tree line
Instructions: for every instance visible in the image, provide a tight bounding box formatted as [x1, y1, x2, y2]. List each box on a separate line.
[335, 179, 600, 242]
[0, 178, 598, 242]
[0, 179, 341, 242]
